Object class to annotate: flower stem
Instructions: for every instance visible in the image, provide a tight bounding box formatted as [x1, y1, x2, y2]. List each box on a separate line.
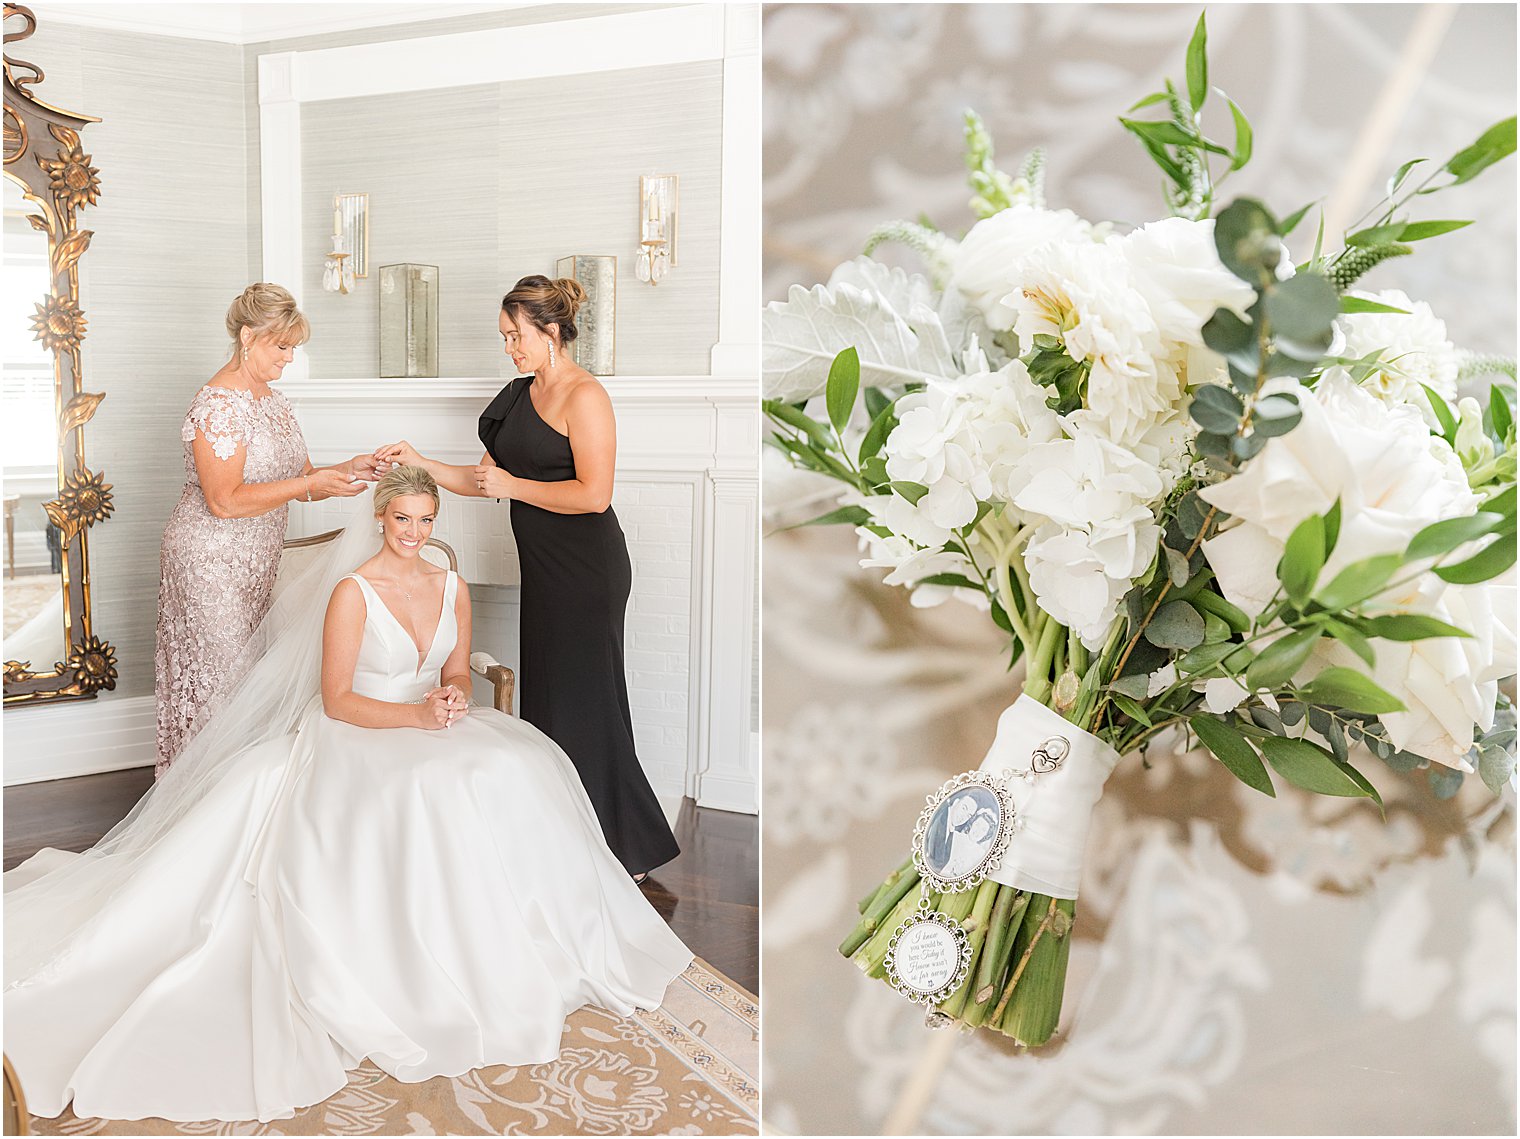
[840, 863, 921, 958]
[858, 856, 914, 914]
[964, 886, 1029, 1026]
[936, 879, 1000, 1018]
[1021, 616, 1065, 706]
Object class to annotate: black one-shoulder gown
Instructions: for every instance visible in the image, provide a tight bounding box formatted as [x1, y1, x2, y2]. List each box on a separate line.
[479, 376, 680, 876]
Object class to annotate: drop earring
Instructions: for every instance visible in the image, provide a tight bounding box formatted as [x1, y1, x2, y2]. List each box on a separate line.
[376, 521, 384, 534]
[241, 345, 250, 364]
[547, 340, 556, 368]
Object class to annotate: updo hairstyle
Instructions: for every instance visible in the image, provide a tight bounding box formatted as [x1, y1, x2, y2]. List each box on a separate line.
[226, 282, 310, 363]
[501, 274, 586, 345]
[373, 465, 440, 517]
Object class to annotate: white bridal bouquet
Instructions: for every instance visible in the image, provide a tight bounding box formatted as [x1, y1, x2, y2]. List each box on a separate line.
[764, 14, 1517, 1044]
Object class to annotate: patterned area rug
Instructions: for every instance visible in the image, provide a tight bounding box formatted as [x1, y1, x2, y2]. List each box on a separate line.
[27, 960, 758, 1136]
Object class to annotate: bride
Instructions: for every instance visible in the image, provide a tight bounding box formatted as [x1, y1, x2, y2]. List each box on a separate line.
[3, 466, 692, 1124]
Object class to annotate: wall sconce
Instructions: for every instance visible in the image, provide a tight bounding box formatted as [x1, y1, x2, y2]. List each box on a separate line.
[322, 192, 368, 294]
[636, 174, 677, 285]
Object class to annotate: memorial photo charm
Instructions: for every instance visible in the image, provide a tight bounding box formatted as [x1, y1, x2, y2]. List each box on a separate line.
[884, 908, 971, 1005]
[911, 771, 1016, 894]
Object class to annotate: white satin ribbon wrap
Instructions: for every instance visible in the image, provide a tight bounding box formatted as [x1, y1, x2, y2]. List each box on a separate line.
[975, 695, 1121, 900]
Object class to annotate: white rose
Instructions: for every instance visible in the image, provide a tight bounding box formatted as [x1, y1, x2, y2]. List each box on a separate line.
[1119, 217, 1256, 347]
[948, 205, 1095, 330]
[1199, 376, 1479, 619]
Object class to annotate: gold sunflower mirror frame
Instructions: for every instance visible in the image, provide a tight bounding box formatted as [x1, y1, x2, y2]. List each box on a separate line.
[3, 3, 118, 706]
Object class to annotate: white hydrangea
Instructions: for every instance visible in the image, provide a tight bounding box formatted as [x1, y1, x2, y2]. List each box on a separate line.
[1009, 432, 1167, 647]
[1321, 289, 1460, 430]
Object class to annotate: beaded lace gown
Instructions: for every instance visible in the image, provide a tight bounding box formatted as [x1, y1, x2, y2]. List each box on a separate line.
[155, 385, 308, 774]
[4, 567, 692, 1124]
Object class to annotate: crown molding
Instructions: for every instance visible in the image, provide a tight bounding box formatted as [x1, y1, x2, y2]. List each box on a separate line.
[31, 2, 541, 46]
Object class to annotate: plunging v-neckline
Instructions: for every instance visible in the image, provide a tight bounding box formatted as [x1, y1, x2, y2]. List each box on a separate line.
[356, 572, 450, 673]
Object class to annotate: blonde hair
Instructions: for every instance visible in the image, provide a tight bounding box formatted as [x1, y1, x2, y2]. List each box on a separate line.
[226, 283, 310, 364]
[502, 274, 586, 344]
[373, 465, 439, 516]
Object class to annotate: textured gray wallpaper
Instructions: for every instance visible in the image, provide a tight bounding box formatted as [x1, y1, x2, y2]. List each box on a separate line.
[294, 61, 723, 378]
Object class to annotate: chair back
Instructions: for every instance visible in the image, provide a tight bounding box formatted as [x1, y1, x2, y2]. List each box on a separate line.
[4, 1053, 29, 1135]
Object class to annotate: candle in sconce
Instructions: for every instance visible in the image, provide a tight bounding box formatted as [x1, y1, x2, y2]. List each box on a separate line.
[333, 203, 343, 238]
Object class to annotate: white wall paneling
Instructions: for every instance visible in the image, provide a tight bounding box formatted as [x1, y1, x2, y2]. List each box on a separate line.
[282, 376, 758, 812]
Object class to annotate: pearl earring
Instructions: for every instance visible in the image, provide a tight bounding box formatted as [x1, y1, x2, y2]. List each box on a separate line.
[547, 340, 556, 368]
[241, 345, 250, 363]
[376, 521, 383, 534]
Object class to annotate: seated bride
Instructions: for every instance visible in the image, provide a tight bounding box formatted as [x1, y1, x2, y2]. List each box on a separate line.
[3, 465, 692, 1124]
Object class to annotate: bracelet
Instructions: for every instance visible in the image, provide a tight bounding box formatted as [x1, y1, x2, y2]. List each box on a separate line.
[304, 475, 313, 503]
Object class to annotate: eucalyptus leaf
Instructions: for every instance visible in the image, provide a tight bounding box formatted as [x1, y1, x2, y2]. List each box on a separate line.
[1214, 198, 1281, 282]
[1190, 384, 1245, 433]
[1427, 764, 1465, 799]
[1107, 673, 1152, 700]
[1192, 716, 1275, 796]
[1201, 307, 1255, 355]
[1264, 272, 1338, 358]
[1259, 736, 1373, 798]
[1252, 395, 1302, 437]
[1478, 742, 1517, 795]
[1163, 545, 1191, 588]
[1145, 600, 1206, 650]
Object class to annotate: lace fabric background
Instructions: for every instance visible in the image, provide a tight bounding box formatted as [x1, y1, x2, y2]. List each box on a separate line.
[760, 4, 1517, 1134]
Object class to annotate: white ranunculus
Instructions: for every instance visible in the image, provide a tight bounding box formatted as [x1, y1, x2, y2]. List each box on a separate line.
[947, 204, 1096, 331]
[1322, 289, 1459, 429]
[1199, 376, 1480, 619]
[1119, 217, 1256, 347]
[1005, 239, 1177, 446]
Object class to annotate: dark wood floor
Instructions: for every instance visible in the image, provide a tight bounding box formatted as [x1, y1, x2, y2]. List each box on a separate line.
[4, 770, 758, 993]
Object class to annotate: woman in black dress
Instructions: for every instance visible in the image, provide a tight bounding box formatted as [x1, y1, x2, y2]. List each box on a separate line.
[379, 276, 679, 879]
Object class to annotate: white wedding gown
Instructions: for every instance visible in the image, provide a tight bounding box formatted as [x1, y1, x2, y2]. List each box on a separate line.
[4, 569, 693, 1123]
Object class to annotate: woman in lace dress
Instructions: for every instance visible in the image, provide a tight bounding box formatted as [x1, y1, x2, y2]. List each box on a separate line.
[154, 283, 377, 775]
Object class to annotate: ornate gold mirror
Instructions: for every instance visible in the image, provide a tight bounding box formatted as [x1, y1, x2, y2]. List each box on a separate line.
[4, 3, 117, 704]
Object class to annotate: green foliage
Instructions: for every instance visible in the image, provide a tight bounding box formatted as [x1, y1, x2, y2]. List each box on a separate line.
[1193, 715, 1275, 796]
[962, 110, 1045, 217]
[1023, 334, 1091, 412]
[1258, 736, 1376, 801]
